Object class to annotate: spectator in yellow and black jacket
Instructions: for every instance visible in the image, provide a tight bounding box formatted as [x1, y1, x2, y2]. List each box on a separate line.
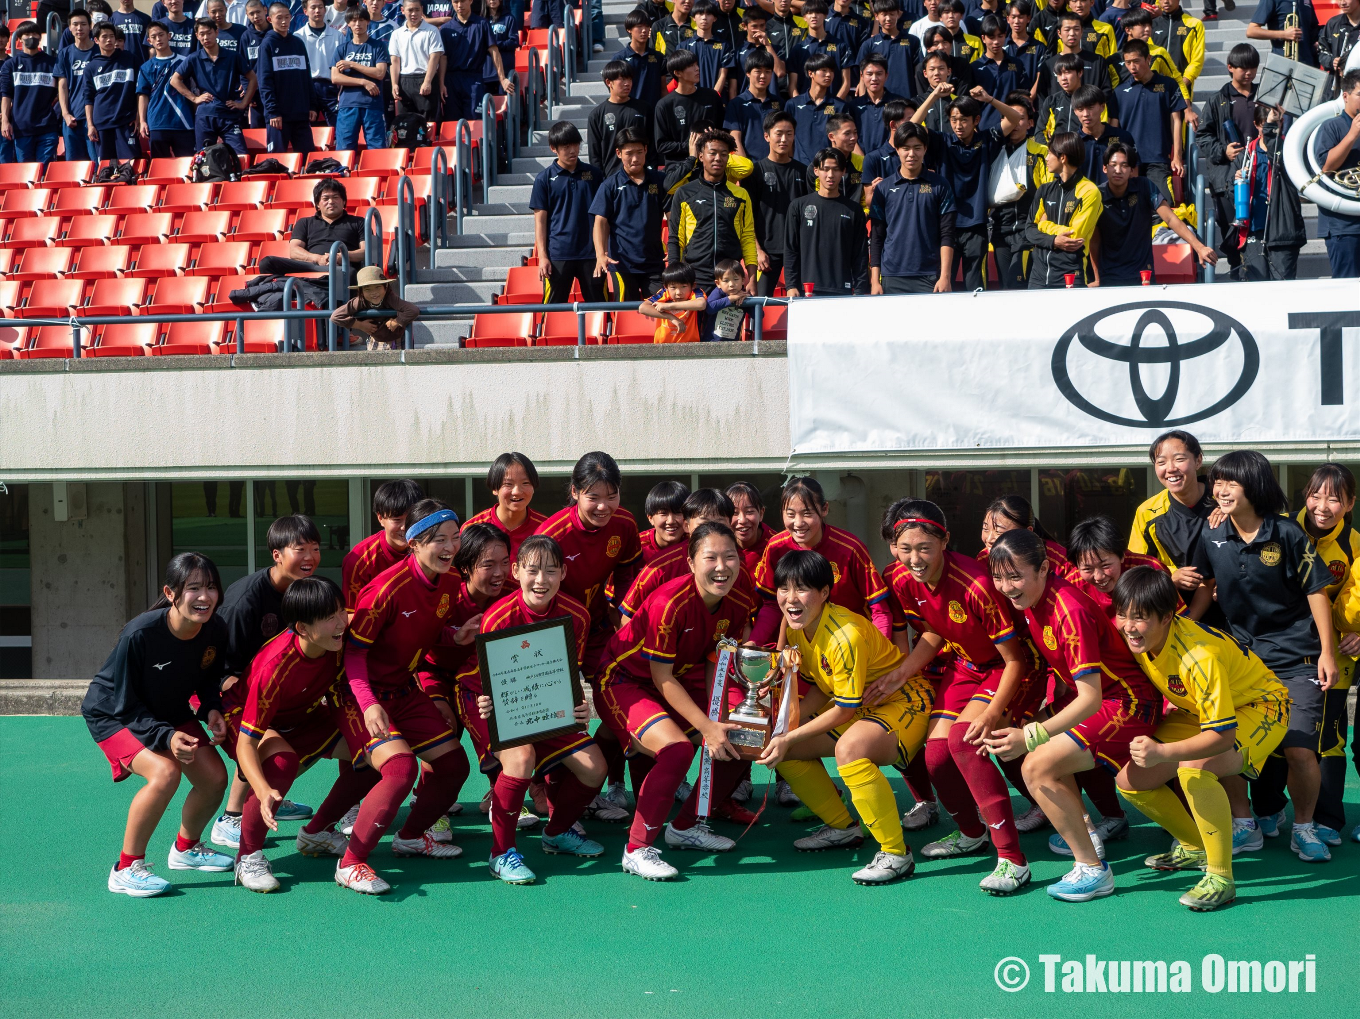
[1024, 130, 1102, 287]
[1151, 0, 1204, 115]
[664, 127, 759, 290]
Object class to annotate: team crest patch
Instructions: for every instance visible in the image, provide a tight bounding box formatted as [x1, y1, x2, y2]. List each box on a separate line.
[948, 600, 967, 624]
[647, 183, 658, 193]
[201, 647, 217, 669]
[607, 535, 622, 557]
[437, 593, 451, 618]
[723, 195, 737, 208]
[1167, 674, 1187, 697]
[1259, 542, 1282, 567]
[830, 561, 842, 584]
[822, 105, 835, 114]
[1043, 626, 1058, 651]
[820, 653, 832, 675]
[714, 618, 731, 639]
[1330, 560, 1347, 583]
[918, 183, 932, 193]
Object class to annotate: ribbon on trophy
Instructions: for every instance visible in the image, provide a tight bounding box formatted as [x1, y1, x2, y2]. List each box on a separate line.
[696, 638, 738, 818]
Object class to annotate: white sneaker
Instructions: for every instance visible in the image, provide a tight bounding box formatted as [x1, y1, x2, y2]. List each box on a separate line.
[852, 849, 915, 885]
[1014, 804, 1049, 833]
[516, 805, 540, 830]
[674, 781, 693, 803]
[901, 800, 939, 831]
[621, 844, 679, 880]
[339, 804, 360, 837]
[107, 859, 170, 897]
[167, 841, 234, 871]
[1094, 814, 1129, 842]
[980, 858, 1031, 895]
[391, 833, 463, 858]
[776, 779, 800, 807]
[588, 793, 631, 823]
[210, 812, 241, 849]
[335, 859, 390, 894]
[295, 827, 349, 857]
[234, 850, 280, 893]
[731, 778, 753, 803]
[664, 820, 734, 852]
[920, 829, 990, 858]
[794, 823, 866, 851]
[603, 781, 633, 810]
[427, 815, 453, 843]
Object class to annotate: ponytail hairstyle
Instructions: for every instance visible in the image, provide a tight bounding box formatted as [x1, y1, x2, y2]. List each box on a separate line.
[687, 520, 738, 559]
[984, 494, 1055, 542]
[1302, 464, 1356, 524]
[780, 475, 827, 514]
[405, 498, 459, 546]
[881, 498, 948, 543]
[986, 528, 1049, 577]
[570, 451, 622, 501]
[282, 576, 345, 630]
[150, 551, 223, 611]
[453, 522, 512, 578]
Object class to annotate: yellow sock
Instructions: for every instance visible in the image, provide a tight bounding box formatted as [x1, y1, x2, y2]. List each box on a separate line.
[776, 760, 854, 829]
[1120, 783, 1203, 850]
[1179, 766, 1234, 879]
[839, 758, 906, 856]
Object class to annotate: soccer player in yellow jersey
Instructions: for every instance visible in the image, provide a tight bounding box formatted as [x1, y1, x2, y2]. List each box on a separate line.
[1112, 567, 1290, 912]
[756, 550, 932, 884]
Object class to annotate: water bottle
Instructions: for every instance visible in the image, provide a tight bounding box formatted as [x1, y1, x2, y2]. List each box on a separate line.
[1233, 175, 1249, 225]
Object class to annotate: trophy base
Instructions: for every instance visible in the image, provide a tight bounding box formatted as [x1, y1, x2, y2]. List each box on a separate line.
[727, 727, 767, 750]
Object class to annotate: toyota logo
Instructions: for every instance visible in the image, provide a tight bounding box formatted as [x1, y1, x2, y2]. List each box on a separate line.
[1051, 302, 1260, 428]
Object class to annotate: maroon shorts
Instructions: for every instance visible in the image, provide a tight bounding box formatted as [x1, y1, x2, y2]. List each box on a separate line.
[333, 681, 458, 765]
[220, 696, 342, 768]
[415, 667, 456, 705]
[456, 681, 595, 776]
[930, 646, 1047, 724]
[1065, 694, 1162, 773]
[96, 721, 206, 782]
[596, 674, 743, 746]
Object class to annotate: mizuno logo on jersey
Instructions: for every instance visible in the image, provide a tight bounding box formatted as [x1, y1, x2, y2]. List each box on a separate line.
[153, 661, 171, 670]
[401, 609, 418, 617]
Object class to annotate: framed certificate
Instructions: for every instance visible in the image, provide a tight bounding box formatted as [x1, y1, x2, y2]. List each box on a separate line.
[477, 616, 585, 752]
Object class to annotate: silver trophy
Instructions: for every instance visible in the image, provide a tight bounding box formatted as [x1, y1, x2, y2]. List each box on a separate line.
[730, 646, 777, 723]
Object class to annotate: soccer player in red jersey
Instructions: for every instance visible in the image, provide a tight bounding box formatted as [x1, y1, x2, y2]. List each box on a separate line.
[535, 452, 643, 816]
[341, 479, 424, 611]
[982, 529, 1161, 903]
[977, 494, 1082, 584]
[595, 523, 757, 880]
[1066, 515, 1174, 622]
[751, 477, 892, 645]
[334, 500, 475, 893]
[465, 452, 549, 561]
[866, 500, 1044, 895]
[639, 480, 690, 565]
[224, 577, 356, 892]
[727, 480, 776, 583]
[461, 535, 609, 884]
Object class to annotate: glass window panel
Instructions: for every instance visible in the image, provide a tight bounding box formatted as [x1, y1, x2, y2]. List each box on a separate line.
[924, 470, 1032, 556]
[172, 482, 249, 588]
[253, 480, 350, 583]
[1038, 468, 1149, 546]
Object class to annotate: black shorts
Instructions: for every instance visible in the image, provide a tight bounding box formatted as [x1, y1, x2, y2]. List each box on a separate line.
[1275, 662, 1325, 750]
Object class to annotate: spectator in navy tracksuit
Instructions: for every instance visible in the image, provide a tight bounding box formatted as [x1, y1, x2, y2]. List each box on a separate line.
[331, 6, 389, 150]
[0, 22, 63, 166]
[137, 21, 198, 156]
[80, 22, 142, 163]
[112, 0, 155, 69]
[172, 18, 256, 154]
[441, 0, 512, 121]
[478, 0, 518, 111]
[56, 10, 99, 162]
[257, 1, 314, 154]
[241, 0, 272, 126]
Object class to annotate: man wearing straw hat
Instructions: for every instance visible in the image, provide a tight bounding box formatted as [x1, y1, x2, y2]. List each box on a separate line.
[331, 265, 422, 349]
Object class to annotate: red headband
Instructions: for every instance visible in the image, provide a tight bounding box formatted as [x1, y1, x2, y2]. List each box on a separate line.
[893, 517, 943, 535]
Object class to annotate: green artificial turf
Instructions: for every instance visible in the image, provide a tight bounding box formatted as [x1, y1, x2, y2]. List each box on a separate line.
[1, 717, 1356, 1019]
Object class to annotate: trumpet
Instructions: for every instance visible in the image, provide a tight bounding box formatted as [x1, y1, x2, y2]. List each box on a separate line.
[1283, 6, 1299, 62]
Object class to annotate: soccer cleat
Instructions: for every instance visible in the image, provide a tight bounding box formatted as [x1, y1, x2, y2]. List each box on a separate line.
[731, 778, 754, 803]
[920, 829, 990, 859]
[1180, 873, 1235, 911]
[107, 860, 171, 898]
[794, 823, 866, 852]
[713, 799, 758, 825]
[273, 799, 313, 822]
[1093, 815, 1129, 843]
[603, 781, 633, 811]
[295, 827, 348, 857]
[234, 850, 280, 893]
[391, 833, 463, 858]
[622, 844, 679, 881]
[1047, 862, 1115, 902]
[674, 781, 693, 803]
[516, 806, 540, 830]
[776, 779, 801, 807]
[1014, 804, 1049, 833]
[335, 860, 390, 894]
[980, 858, 1031, 895]
[587, 793, 631, 823]
[1315, 825, 1342, 847]
[167, 841, 234, 872]
[1144, 843, 1208, 871]
[541, 828, 604, 857]
[427, 815, 453, 843]
[1257, 809, 1286, 838]
[901, 800, 939, 831]
[665, 820, 735, 852]
[1231, 818, 1263, 855]
[339, 804, 360, 837]
[448, 801, 463, 816]
[852, 849, 915, 885]
[489, 848, 537, 884]
[210, 812, 241, 849]
[1290, 824, 1332, 862]
[1047, 825, 1105, 860]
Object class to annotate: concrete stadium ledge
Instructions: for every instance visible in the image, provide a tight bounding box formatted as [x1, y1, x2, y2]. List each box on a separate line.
[0, 680, 91, 715]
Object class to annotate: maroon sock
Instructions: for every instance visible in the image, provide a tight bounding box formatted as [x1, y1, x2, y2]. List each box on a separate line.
[1076, 766, 1126, 820]
[542, 769, 603, 837]
[397, 748, 471, 840]
[900, 752, 934, 805]
[303, 760, 382, 835]
[626, 742, 695, 851]
[948, 722, 1024, 864]
[174, 832, 196, 852]
[340, 752, 418, 867]
[672, 758, 743, 830]
[239, 751, 299, 857]
[599, 734, 626, 785]
[627, 752, 654, 795]
[490, 773, 532, 855]
[117, 852, 144, 870]
[924, 737, 985, 837]
[997, 753, 1037, 808]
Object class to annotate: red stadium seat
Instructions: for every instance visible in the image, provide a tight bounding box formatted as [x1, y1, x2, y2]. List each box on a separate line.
[154, 320, 226, 355]
[90, 321, 159, 356]
[216, 180, 271, 211]
[233, 208, 290, 241]
[410, 145, 460, 173]
[83, 277, 148, 316]
[0, 162, 42, 191]
[204, 274, 256, 313]
[0, 249, 14, 276]
[37, 161, 94, 189]
[354, 148, 411, 177]
[236, 318, 292, 352]
[14, 325, 79, 358]
[69, 245, 135, 280]
[52, 185, 108, 216]
[21, 278, 87, 317]
[142, 157, 194, 185]
[188, 242, 251, 277]
[128, 243, 193, 278]
[0, 188, 52, 218]
[57, 214, 120, 247]
[255, 152, 304, 175]
[342, 176, 380, 208]
[0, 322, 28, 356]
[176, 210, 234, 243]
[757, 303, 787, 341]
[106, 184, 161, 215]
[0, 281, 23, 316]
[255, 238, 293, 261]
[535, 311, 606, 345]
[608, 310, 657, 344]
[8, 247, 74, 282]
[160, 182, 216, 212]
[311, 125, 335, 149]
[148, 276, 210, 314]
[466, 312, 534, 347]
[4, 217, 62, 248]
[120, 212, 175, 245]
[242, 128, 269, 152]
[269, 178, 324, 209]
[302, 150, 356, 172]
[498, 264, 544, 305]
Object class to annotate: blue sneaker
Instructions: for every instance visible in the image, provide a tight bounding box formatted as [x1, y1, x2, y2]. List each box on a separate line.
[1351, 823, 1360, 844]
[108, 860, 171, 897]
[1257, 810, 1286, 838]
[1290, 824, 1332, 863]
[1232, 820, 1263, 854]
[167, 841, 234, 872]
[1047, 826, 1105, 860]
[541, 828, 604, 857]
[1315, 825, 1342, 847]
[273, 799, 314, 822]
[489, 848, 537, 884]
[1047, 861, 1116, 902]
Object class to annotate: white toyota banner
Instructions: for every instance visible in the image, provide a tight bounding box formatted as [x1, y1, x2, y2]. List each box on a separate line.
[786, 279, 1360, 455]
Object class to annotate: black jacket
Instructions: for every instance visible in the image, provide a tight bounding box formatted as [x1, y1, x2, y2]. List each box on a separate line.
[1318, 14, 1360, 99]
[1195, 81, 1257, 194]
[1231, 130, 1305, 249]
[783, 191, 869, 295]
[652, 86, 725, 165]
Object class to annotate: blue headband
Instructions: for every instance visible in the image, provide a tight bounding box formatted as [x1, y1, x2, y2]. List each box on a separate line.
[405, 508, 459, 542]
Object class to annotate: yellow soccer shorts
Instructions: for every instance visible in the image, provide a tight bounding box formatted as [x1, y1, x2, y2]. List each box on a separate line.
[1154, 695, 1290, 779]
[827, 676, 934, 769]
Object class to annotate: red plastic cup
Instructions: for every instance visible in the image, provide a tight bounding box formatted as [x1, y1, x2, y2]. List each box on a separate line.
[803, 282, 815, 296]
[1064, 273, 1076, 289]
[1140, 270, 1153, 285]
